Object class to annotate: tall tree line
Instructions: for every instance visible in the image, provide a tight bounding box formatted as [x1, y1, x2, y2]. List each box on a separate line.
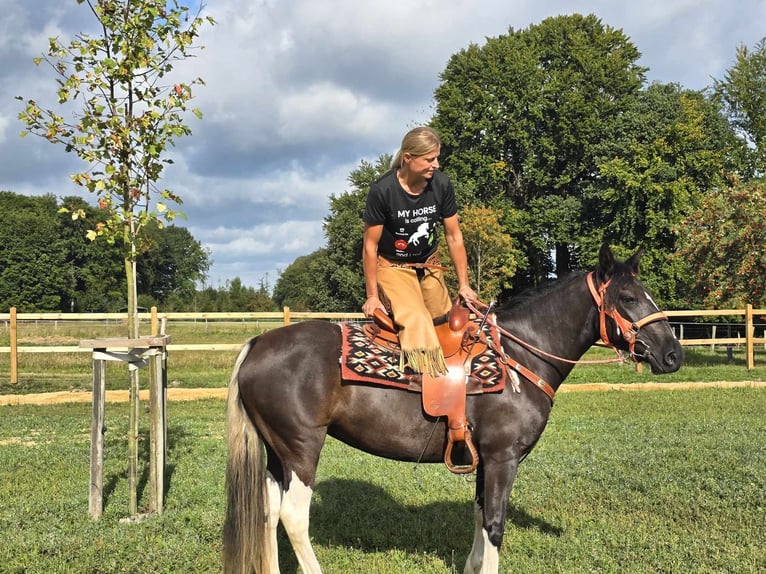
[0, 191, 210, 312]
[275, 14, 766, 312]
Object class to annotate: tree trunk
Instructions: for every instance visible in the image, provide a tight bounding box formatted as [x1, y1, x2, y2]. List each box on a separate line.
[555, 243, 571, 278]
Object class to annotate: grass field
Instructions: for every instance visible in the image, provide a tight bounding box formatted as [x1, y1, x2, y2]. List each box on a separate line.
[1, 320, 765, 572]
[1, 387, 764, 573]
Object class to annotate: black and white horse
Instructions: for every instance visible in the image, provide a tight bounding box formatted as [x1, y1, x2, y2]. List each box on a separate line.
[223, 244, 683, 573]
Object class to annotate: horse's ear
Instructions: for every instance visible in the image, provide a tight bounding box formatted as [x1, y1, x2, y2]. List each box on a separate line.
[597, 243, 615, 280]
[625, 248, 644, 275]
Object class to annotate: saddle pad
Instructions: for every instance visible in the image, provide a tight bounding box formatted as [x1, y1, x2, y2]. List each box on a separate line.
[340, 322, 506, 393]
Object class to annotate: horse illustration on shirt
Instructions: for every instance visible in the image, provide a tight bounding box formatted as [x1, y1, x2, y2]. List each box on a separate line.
[408, 222, 431, 246]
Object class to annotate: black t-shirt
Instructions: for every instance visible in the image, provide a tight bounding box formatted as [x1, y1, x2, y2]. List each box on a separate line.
[363, 168, 458, 263]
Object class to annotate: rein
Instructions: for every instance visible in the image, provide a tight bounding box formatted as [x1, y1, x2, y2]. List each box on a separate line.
[466, 271, 669, 402]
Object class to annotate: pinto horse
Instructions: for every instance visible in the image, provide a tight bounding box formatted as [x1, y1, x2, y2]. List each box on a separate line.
[223, 244, 683, 573]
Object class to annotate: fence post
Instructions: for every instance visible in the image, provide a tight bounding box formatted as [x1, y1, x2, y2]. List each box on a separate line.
[151, 306, 158, 335]
[9, 307, 17, 384]
[746, 304, 754, 370]
[284, 306, 291, 326]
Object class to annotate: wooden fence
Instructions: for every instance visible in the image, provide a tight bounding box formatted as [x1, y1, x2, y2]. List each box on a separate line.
[1, 305, 765, 383]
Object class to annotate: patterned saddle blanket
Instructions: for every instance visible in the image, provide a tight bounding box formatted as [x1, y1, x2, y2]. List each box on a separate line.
[339, 321, 507, 394]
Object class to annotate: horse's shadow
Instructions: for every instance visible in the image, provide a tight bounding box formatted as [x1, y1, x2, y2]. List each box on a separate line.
[278, 478, 562, 572]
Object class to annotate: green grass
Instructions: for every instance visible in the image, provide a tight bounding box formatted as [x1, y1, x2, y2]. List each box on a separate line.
[1, 389, 764, 573]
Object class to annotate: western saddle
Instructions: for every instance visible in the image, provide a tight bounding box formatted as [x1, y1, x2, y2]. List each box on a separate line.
[364, 301, 486, 473]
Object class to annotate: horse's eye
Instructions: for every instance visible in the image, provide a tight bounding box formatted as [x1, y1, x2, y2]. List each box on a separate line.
[621, 296, 637, 306]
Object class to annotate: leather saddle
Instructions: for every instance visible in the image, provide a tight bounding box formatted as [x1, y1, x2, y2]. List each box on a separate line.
[362, 300, 486, 473]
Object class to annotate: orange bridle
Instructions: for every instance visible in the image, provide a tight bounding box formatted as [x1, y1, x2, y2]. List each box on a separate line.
[585, 272, 668, 356]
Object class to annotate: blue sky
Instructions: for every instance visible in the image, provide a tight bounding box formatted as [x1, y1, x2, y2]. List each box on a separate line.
[1, 0, 764, 291]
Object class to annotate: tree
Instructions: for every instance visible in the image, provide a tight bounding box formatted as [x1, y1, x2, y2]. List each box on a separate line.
[433, 14, 646, 287]
[137, 225, 211, 307]
[0, 191, 210, 312]
[438, 204, 520, 301]
[321, 155, 393, 311]
[17, 0, 214, 338]
[585, 84, 738, 307]
[675, 180, 766, 308]
[0, 193, 69, 312]
[714, 37, 766, 179]
[58, 195, 125, 311]
[273, 250, 337, 311]
[275, 155, 394, 312]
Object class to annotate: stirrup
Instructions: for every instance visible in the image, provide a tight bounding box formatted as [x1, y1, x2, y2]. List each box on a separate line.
[444, 423, 479, 474]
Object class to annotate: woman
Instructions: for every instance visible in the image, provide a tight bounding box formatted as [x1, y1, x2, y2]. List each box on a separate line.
[362, 126, 479, 377]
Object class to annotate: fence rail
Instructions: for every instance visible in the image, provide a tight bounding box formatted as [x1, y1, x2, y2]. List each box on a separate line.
[2, 305, 765, 383]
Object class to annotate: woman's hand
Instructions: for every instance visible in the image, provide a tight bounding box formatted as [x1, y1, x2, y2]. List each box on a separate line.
[458, 285, 479, 306]
[362, 296, 387, 318]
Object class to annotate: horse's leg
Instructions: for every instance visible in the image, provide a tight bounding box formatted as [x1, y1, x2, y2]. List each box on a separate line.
[280, 471, 322, 574]
[464, 460, 518, 574]
[264, 471, 283, 573]
[464, 502, 485, 574]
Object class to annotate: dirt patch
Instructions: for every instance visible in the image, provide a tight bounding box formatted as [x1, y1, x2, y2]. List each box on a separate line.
[0, 387, 227, 406]
[1, 382, 764, 406]
[558, 381, 766, 393]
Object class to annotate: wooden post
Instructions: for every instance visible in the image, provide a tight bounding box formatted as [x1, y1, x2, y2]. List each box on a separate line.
[283, 305, 291, 326]
[128, 366, 140, 516]
[80, 335, 170, 519]
[149, 347, 166, 513]
[151, 306, 158, 335]
[89, 355, 107, 519]
[746, 304, 754, 370]
[9, 307, 17, 384]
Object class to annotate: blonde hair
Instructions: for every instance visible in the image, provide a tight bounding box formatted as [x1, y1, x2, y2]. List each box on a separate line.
[391, 126, 441, 169]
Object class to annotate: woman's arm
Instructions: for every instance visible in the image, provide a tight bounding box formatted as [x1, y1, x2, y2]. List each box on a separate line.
[443, 214, 479, 305]
[362, 223, 388, 317]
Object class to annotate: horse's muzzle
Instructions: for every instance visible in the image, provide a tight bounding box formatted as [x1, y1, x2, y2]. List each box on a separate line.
[641, 338, 684, 374]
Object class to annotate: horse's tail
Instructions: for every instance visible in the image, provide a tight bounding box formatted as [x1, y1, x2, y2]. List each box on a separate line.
[222, 337, 270, 574]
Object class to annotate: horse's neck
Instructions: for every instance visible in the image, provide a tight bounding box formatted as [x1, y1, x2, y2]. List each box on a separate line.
[498, 277, 598, 384]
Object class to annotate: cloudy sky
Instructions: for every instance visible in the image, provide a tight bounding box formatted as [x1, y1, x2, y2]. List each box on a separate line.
[1, 1, 764, 291]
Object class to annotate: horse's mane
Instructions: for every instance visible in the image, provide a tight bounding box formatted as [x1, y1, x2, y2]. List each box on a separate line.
[492, 258, 641, 315]
[494, 271, 584, 313]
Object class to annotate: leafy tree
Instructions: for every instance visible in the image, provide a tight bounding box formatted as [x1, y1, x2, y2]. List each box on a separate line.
[433, 14, 646, 286]
[0, 191, 210, 312]
[275, 155, 394, 312]
[273, 250, 337, 311]
[191, 277, 277, 312]
[0, 193, 69, 311]
[17, 0, 214, 337]
[438, 204, 520, 301]
[676, 180, 766, 308]
[585, 84, 738, 307]
[714, 37, 766, 178]
[322, 155, 393, 311]
[225, 277, 278, 312]
[58, 195, 125, 311]
[137, 225, 211, 307]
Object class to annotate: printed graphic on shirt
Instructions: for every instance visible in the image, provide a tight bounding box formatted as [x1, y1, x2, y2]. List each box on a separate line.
[407, 221, 433, 247]
[390, 206, 438, 258]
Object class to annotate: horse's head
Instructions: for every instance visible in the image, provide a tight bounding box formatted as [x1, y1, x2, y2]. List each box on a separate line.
[591, 243, 683, 374]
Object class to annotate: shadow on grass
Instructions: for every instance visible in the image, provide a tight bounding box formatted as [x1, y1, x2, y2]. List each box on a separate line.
[102, 424, 185, 513]
[273, 478, 562, 571]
